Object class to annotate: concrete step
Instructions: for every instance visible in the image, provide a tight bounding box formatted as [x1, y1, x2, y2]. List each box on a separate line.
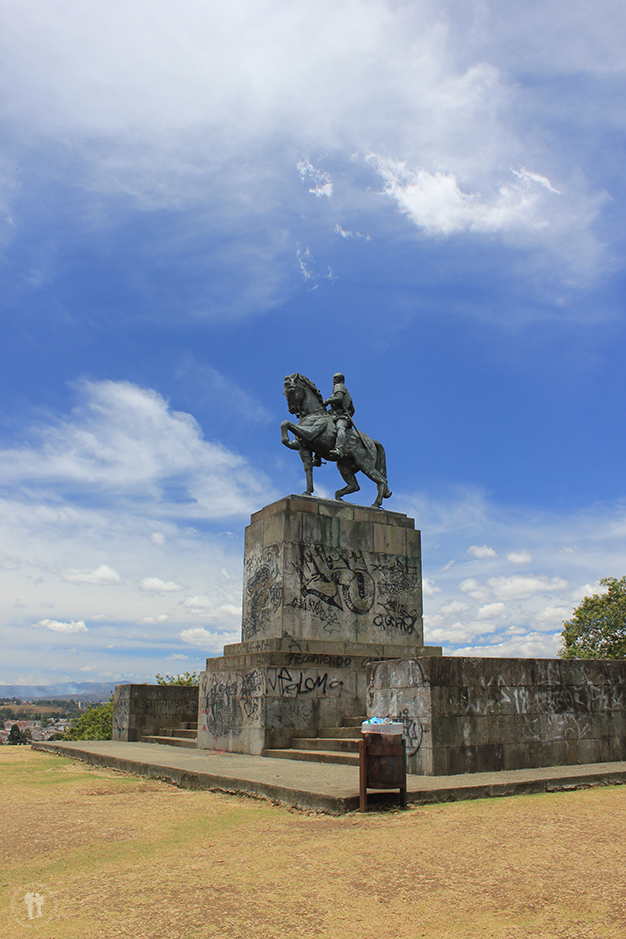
[317, 726, 362, 739]
[263, 748, 359, 766]
[342, 716, 366, 727]
[158, 727, 197, 739]
[141, 735, 198, 748]
[292, 736, 360, 753]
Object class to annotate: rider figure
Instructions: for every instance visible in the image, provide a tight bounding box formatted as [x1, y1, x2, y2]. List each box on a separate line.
[325, 372, 355, 460]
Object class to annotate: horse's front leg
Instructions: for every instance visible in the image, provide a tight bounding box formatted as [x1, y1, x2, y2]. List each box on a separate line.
[300, 448, 315, 496]
[280, 419, 301, 450]
[335, 460, 360, 502]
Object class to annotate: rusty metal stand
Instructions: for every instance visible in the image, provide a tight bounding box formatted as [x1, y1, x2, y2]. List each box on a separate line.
[359, 734, 407, 812]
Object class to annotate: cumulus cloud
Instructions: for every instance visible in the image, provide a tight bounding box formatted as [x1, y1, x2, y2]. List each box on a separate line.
[477, 602, 506, 620]
[468, 545, 497, 559]
[438, 600, 469, 615]
[140, 578, 184, 593]
[488, 574, 569, 600]
[182, 596, 241, 618]
[412, 489, 626, 657]
[506, 550, 532, 564]
[32, 618, 88, 634]
[422, 578, 441, 596]
[369, 156, 549, 236]
[180, 627, 238, 647]
[62, 564, 122, 586]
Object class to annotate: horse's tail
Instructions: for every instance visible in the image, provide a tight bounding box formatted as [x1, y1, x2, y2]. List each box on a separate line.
[373, 440, 388, 480]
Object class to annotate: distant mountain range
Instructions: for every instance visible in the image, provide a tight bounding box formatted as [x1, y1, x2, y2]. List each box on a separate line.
[0, 681, 118, 702]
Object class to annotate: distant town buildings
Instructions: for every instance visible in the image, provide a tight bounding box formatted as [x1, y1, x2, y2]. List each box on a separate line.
[1, 718, 73, 744]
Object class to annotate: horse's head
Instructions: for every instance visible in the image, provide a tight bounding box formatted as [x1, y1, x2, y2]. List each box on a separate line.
[283, 373, 303, 415]
[283, 373, 325, 416]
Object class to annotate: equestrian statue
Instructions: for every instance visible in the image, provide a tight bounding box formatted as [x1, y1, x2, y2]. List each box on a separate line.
[281, 372, 392, 508]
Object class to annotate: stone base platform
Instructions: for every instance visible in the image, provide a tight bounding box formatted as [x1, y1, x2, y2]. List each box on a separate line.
[31, 740, 626, 816]
[198, 639, 441, 755]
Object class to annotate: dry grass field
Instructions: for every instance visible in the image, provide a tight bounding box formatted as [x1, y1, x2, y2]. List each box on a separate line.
[1, 747, 625, 939]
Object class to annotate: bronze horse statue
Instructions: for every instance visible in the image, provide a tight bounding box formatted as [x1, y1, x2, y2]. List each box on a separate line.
[280, 373, 392, 508]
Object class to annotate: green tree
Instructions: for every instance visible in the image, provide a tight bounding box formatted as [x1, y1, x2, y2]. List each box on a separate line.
[7, 724, 30, 745]
[560, 577, 626, 659]
[63, 696, 114, 741]
[155, 671, 199, 686]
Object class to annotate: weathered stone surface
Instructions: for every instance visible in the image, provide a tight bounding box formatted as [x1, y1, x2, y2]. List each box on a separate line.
[241, 495, 425, 649]
[112, 684, 198, 742]
[197, 496, 440, 753]
[367, 657, 626, 775]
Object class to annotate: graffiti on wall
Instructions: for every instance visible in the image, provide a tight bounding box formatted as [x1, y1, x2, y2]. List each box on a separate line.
[242, 546, 282, 640]
[368, 660, 430, 758]
[289, 543, 421, 637]
[112, 687, 130, 738]
[294, 545, 375, 614]
[267, 667, 344, 698]
[201, 669, 265, 738]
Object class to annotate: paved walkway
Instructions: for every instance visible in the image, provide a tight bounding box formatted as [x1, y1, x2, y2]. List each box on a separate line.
[32, 741, 626, 814]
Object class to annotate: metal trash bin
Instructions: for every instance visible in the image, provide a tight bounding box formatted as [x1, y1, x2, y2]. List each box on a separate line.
[359, 721, 407, 812]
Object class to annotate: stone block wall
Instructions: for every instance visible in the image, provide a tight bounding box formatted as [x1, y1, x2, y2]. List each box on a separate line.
[242, 495, 425, 649]
[197, 647, 376, 754]
[112, 684, 198, 742]
[367, 657, 626, 775]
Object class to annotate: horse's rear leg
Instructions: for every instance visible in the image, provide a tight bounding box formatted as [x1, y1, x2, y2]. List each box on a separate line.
[362, 466, 392, 507]
[335, 462, 360, 501]
[300, 448, 315, 496]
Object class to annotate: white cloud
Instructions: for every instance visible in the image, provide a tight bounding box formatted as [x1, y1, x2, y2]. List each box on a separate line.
[506, 550, 532, 564]
[511, 168, 561, 194]
[334, 224, 370, 240]
[458, 578, 490, 601]
[0, 0, 612, 300]
[91, 613, 108, 621]
[438, 600, 469, 615]
[297, 158, 333, 199]
[488, 574, 569, 600]
[369, 156, 546, 237]
[534, 605, 571, 627]
[570, 581, 607, 603]
[0, 380, 269, 518]
[468, 544, 497, 559]
[450, 632, 562, 659]
[62, 564, 122, 586]
[151, 532, 165, 546]
[422, 578, 441, 596]
[32, 618, 88, 634]
[180, 627, 238, 648]
[183, 596, 241, 618]
[407, 490, 626, 657]
[140, 577, 183, 593]
[477, 602, 506, 620]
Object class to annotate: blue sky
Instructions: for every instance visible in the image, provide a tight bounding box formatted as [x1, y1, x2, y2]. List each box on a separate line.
[1, 0, 624, 685]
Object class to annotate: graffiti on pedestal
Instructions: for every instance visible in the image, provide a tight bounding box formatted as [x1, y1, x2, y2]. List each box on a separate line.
[373, 598, 418, 636]
[294, 545, 375, 615]
[267, 666, 344, 698]
[202, 669, 265, 738]
[290, 543, 421, 639]
[242, 546, 282, 640]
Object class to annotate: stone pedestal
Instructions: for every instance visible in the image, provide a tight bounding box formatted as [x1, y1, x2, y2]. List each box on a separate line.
[198, 495, 441, 754]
